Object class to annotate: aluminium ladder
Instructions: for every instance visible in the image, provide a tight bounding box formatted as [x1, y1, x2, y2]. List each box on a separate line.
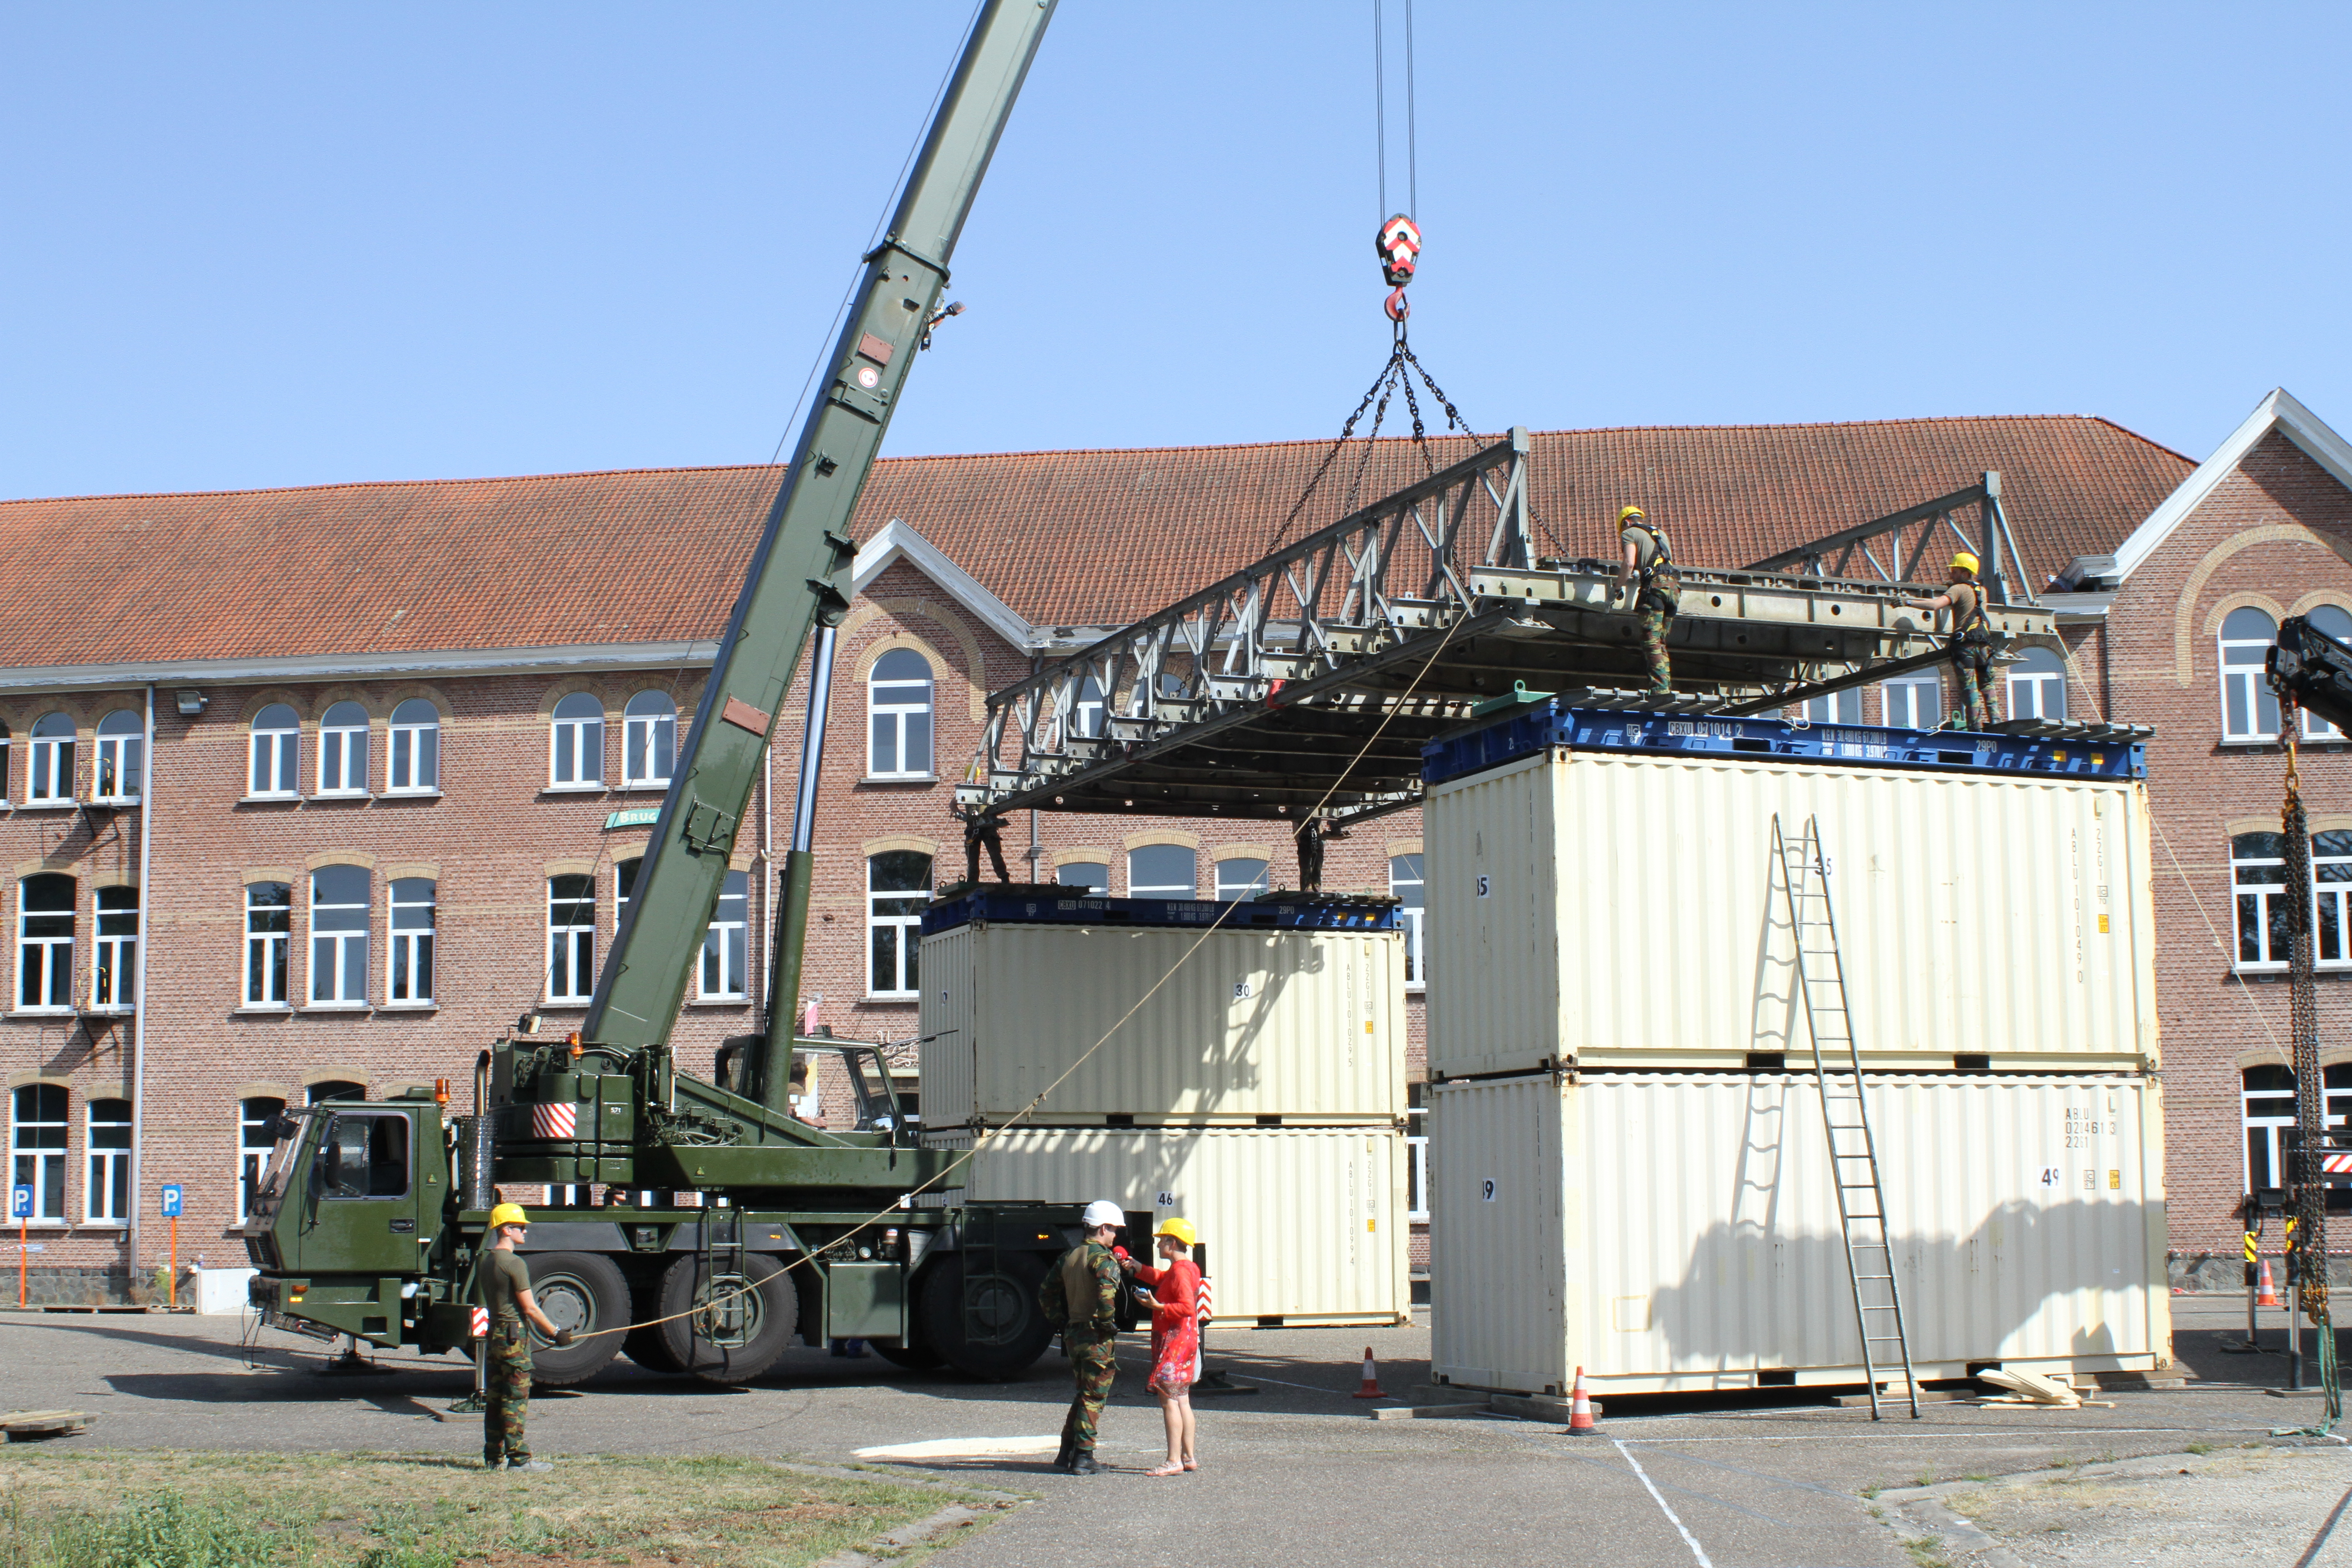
[1772, 813, 1920, 1420]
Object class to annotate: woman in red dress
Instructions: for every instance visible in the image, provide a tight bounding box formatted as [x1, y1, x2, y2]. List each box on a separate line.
[1125, 1216, 1203, 1476]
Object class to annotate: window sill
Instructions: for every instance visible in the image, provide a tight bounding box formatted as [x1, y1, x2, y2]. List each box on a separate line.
[234, 1005, 294, 1015]
[380, 789, 443, 800]
[538, 999, 592, 1010]
[688, 997, 751, 1008]
[240, 793, 304, 805]
[310, 791, 374, 803]
[78, 1221, 127, 1231]
[615, 782, 671, 793]
[83, 1006, 136, 1017]
[87, 796, 142, 809]
[9, 1008, 78, 1019]
[17, 799, 81, 812]
[541, 783, 609, 795]
[378, 1000, 438, 1011]
[861, 774, 940, 786]
[299, 1003, 372, 1014]
[864, 994, 919, 1004]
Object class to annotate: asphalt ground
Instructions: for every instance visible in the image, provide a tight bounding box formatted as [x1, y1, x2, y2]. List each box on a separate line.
[5, 1293, 2350, 1566]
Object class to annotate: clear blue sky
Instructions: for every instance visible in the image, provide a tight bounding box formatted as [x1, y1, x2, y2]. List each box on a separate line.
[4, 3, 2345, 500]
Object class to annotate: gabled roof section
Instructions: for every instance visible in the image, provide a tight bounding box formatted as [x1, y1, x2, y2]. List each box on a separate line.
[2110, 389, 2352, 583]
[850, 517, 1034, 647]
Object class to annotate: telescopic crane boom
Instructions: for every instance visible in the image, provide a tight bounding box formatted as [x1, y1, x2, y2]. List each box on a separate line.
[2270, 617, 2352, 735]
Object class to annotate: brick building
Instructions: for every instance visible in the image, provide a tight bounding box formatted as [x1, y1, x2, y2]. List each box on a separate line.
[3, 395, 2344, 1303]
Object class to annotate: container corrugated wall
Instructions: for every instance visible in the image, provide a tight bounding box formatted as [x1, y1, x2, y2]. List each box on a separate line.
[1426, 749, 2158, 1077]
[919, 922, 1403, 1123]
[926, 1127, 1411, 1324]
[1430, 1073, 2170, 1396]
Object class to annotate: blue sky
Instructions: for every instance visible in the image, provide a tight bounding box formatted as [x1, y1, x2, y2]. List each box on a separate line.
[4, 3, 2346, 500]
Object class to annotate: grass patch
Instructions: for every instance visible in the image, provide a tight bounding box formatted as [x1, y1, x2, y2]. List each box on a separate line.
[1899, 1539, 1950, 1568]
[0, 1450, 1001, 1568]
[2185, 1441, 2213, 1456]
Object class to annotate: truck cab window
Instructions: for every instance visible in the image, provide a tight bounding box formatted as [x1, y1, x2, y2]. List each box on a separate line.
[317, 1112, 410, 1199]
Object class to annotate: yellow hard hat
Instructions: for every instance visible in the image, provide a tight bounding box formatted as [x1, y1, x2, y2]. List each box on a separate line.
[488, 1203, 529, 1229]
[1154, 1216, 1198, 1246]
[1617, 505, 1646, 524]
[1950, 552, 1979, 575]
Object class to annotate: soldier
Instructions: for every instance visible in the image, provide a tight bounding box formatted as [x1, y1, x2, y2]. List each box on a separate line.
[1041, 1199, 1126, 1475]
[1613, 505, 1678, 696]
[481, 1201, 571, 1472]
[1901, 553, 1998, 731]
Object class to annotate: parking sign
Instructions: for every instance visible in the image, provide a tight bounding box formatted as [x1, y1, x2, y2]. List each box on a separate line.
[10, 1185, 29, 1219]
[159, 1184, 183, 1218]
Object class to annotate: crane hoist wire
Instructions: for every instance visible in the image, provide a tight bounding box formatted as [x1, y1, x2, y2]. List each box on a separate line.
[2275, 707, 2342, 1436]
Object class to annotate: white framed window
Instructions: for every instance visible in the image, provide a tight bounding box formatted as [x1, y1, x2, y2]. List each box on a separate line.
[2220, 606, 2282, 742]
[547, 874, 596, 1002]
[1406, 1088, 1430, 1222]
[2320, 832, 2352, 969]
[623, 691, 677, 788]
[387, 700, 440, 793]
[699, 869, 750, 1000]
[1390, 853, 1425, 990]
[92, 710, 142, 802]
[1056, 861, 1109, 891]
[17, 874, 74, 1011]
[388, 878, 435, 1003]
[248, 705, 300, 797]
[0, 721, 10, 799]
[615, 858, 641, 931]
[1214, 857, 1269, 902]
[1064, 673, 1106, 745]
[308, 1079, 365, 1105]
[2233, 833, 2291, 970]
[868, 649, 935, 779]
[867, 851, 931, 998]
[26, 712, 74, 803]
[10, 1084, 68, 1222]
[1127, 844, 1197, 899]
[1882, 671, 1941, 731]
[84, 1098, 131, 1224]
[2243, 1065, 2352, 1193]
[245, 882, 291, 1005]
[2302, 607, 2352, 741]
[309, 864, 370, 1004]
[317, 701, 370, 796]
[550, 692, 605, 786]
[1798, 688, 1862, 726]
[239, 1095, 286, 1224]
[2005, 646, 2068, 722]
[91, 885, 136, 1010]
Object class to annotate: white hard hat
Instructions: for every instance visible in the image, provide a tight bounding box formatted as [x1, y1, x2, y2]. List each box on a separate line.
[1081, 1200, 1124, 1229]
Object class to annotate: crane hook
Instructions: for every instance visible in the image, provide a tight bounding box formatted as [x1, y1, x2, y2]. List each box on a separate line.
[1377, 213, 1420, 321]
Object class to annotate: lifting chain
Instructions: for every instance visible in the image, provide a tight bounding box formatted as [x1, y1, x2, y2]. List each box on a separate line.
[2280, 701, 2342, 1431]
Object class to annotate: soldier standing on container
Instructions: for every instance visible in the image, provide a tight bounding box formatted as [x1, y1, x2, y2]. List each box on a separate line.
[1041, 1199, 1126, 1475]
[482, 1202, 571, 1472]
[1613, 505, 1679, 696]
[1902, 553, 1998, 731]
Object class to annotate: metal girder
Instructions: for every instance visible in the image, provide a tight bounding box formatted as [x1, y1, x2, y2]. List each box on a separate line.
[1740, 473, 2041, 609]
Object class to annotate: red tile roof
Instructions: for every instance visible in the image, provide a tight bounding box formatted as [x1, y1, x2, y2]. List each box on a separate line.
[0, 415, 2193, 671]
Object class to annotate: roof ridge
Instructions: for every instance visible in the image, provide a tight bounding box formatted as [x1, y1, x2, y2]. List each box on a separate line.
[0, 461, 787, 510]
[2085, 415, 2198, 468]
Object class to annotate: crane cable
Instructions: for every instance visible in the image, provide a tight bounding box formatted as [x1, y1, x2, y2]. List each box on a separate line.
[2277, 710, 2341, 1435]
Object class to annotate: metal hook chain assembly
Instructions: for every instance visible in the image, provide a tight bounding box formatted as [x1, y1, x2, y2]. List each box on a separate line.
[1377, 213, 1420, 321]
[2277, 699, 2342, 1433]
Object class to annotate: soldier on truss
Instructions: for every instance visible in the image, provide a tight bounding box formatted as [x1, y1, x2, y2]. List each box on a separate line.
[1901, 553, 1998, 731]
[1612, 505, 1679, 696]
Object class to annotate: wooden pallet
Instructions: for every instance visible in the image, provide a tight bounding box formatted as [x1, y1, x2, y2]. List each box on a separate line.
[0, 1410, 88, 1441]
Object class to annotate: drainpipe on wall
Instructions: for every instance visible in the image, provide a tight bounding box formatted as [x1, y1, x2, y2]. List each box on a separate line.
[126, 684, 156, 1298]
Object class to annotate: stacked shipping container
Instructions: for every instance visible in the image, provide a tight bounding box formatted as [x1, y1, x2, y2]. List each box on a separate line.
[918, 890, 1413, 1325]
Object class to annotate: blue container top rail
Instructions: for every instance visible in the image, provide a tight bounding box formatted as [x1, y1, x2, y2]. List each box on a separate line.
[921, 886, 1401, 937]
[1423, 700, 2147, 788]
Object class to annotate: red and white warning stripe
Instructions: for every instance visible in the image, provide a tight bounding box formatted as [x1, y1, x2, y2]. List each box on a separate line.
[2321, 1153, 2352, 1174]
[470, 1306, 488, 1338]
[530, 1102, 578, 1139]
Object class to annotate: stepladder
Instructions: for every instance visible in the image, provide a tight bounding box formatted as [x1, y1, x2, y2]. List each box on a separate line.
[1772, 813, 1919, 1420]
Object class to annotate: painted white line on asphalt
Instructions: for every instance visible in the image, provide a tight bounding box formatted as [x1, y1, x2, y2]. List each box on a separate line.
[1621, 1426, 2293, 1443]
[853, 1436, 1062, 1460]
[1615, 1437, 1715, 1568]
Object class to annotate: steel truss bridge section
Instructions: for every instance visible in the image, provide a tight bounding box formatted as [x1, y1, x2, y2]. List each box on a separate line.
[1742, 473, 2035, 607]
[960, 429, 2063, 828]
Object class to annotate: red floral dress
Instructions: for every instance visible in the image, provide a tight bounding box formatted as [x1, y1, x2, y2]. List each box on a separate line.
[1133, 1257, 1202, 1395]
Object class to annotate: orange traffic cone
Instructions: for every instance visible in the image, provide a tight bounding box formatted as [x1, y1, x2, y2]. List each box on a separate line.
[1353, 1346, 1386, 1398]
[2258, 1259, 2282, 1309]
[1566, 1367, 1597, 1434]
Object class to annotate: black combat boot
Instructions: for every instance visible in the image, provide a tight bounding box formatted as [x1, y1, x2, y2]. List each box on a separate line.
[1069, 1448, 1100, 1476]
[1053, 1434, 1075, 1471]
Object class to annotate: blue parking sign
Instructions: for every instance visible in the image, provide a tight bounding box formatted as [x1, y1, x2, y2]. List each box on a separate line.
[159, 1184, 183, 1218]
[10, 1185, 29, 1220]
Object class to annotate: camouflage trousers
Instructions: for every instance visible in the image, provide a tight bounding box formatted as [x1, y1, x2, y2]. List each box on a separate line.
[484, 1329, 533, 1465]
[1952, 657, 1996, 732]
[1639, 604, 1673, 694]
[1058, 1331, 1118, 1452]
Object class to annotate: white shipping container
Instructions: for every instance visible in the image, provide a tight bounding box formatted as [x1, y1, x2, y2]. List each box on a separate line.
[925, 1126, 1411, 1325]
[1425, 746, 2157, 1078]
[1429, 1072, 2170, 1396]
[920, 919, 1403, 1124]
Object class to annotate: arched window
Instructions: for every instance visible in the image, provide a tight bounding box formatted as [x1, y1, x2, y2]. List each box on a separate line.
[239, 1095, 287, 1223]
[867, 851, 931, 997]
[1127, 844, 1197, 899]
[16, 874, 74, 1011]
[10, 1084, 68, 1221]
[85, 1098, 131, 1224]
[2303, 606, 2352, 740]
[2243, 1064, 2352, 1191]
[92, 886, 137, 1010]
[26, 713, 73, 803]
[1056, 861, 1109, 892]
[307, 1080, 365, 1104]
[2220, 607, 2281, 741]
[388, 879, 436, 1004]
[387, 700, 440, 793]
[318, 702, 370, 795]
[245, 882, 292, 1005]
[2006, 646, 2068, 723]
[249, 705, 299, 797]
[1214, 857, 1269, 902]
[548, 874, 596, 1001]
[550, 693, 605, 786]
[700, 869, 750, 1000]
[867, 650, 934, 779]
[93, 710, 142, 801]
[623, 691, 676, 787]
[1390, 853, 1425, 990]
[309, 864, 370, 1004]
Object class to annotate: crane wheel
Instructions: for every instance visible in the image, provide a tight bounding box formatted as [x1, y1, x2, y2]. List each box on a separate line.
[656, 1253, 798, 1385]
[916, 1252, 1051, 1382]
[521, 1252, 627, 1386]
[623, 1283, 684, 1374]
[870, 1338, 946, 1372]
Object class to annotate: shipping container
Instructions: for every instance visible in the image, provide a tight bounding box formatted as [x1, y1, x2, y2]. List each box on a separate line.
[1423, 732, 2157, 1078]
[924, 1126, 1411, 1325]
[1427, 1072, 2170, 1397]
[919, 895, 1404, 1125]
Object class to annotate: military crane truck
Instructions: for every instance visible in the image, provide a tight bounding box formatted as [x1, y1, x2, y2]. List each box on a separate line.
[238, 0, 1129, 1387]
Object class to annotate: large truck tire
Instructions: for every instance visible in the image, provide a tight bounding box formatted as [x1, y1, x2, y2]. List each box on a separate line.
[522, 1252, 627, 1386]
[623, 1281, 683, 1374]
[916, 1252, 1052, 1382]
[656, 1253, 797, 1385]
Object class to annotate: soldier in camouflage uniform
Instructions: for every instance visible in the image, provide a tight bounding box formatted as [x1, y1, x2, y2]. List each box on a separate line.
[1041, 1200, 1127, 1475]
[481, 1203, 571, 1472]
[1902, 553, 1999, 731]
[1614, 505, 1678, 696]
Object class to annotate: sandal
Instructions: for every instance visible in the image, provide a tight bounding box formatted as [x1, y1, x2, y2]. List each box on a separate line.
[1145, 1462, 1185, 1477]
